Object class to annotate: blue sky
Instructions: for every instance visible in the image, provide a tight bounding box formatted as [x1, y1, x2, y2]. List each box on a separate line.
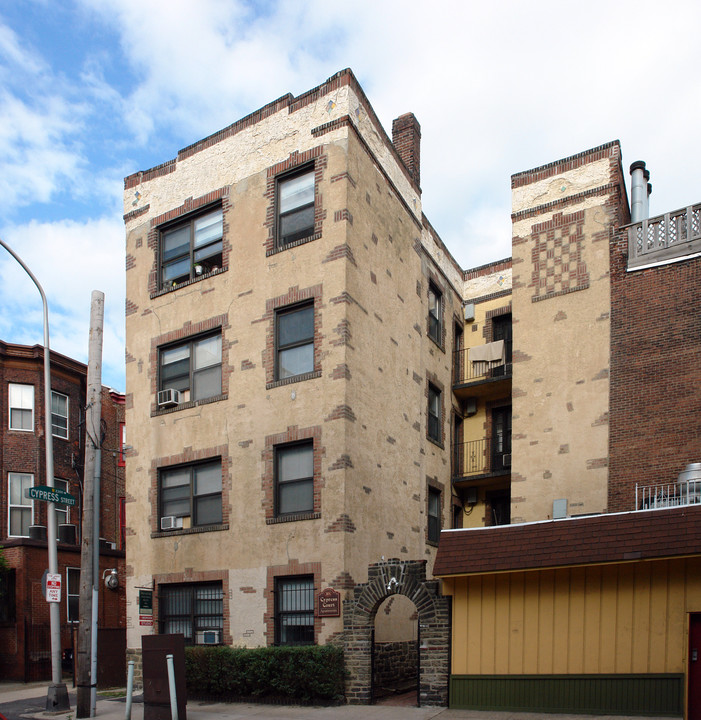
[1, 0, 700, 392]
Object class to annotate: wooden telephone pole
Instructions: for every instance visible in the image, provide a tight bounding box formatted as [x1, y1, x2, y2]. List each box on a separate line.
[77, 291, 104, 718]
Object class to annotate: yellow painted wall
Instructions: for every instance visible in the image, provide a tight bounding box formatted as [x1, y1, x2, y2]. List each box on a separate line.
[446, 557, 701, 676]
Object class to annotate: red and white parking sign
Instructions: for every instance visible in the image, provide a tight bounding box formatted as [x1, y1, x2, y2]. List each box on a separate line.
[46, 573, 61, 603]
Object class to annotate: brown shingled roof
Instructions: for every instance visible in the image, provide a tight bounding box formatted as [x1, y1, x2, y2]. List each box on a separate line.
[433, 506, 701, 577]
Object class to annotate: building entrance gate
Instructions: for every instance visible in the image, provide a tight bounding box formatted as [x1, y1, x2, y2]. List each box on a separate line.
[343, 559, 450, 706]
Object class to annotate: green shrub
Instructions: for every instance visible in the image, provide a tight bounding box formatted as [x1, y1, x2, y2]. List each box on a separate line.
[184, 644, 345, 704]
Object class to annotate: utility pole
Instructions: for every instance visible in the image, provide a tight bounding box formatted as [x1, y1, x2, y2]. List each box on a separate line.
[77, 291, 104, 718]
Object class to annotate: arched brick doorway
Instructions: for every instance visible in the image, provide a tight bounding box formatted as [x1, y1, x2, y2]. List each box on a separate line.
[343, 559, 450, 706]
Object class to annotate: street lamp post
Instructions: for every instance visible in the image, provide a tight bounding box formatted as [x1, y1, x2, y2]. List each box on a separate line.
[0, 238, 70, 711]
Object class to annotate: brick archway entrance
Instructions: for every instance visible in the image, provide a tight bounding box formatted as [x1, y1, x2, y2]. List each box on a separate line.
[343, 559, 450, 706]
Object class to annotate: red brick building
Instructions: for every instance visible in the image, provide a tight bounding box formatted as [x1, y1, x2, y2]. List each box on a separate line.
[0, 341, 126, 682]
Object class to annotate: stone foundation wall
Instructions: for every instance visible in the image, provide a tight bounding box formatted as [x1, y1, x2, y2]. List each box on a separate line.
[126, 648, 143, 689]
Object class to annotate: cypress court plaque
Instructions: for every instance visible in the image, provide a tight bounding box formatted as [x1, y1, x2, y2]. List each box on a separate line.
[317, 587, 340, 617]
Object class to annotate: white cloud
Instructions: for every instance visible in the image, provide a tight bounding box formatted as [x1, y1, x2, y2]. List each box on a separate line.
[0, 216, 125, 389]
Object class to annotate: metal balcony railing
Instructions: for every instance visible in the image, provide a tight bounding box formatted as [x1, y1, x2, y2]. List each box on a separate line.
[453, 341, 513, 385]
[628, 202, 701, 269]
[635, 481, 701, 510]
[452, 438, 511, 479]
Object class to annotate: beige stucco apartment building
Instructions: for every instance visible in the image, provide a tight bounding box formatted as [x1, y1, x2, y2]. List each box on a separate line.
[124, 69, 461, 703]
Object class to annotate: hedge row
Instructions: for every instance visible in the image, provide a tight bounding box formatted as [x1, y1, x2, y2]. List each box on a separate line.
[184, 645, 345, 704]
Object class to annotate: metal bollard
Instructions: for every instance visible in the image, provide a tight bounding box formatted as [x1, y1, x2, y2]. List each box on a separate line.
[166, 654, 178, 720]
[125, 661, 134, 720]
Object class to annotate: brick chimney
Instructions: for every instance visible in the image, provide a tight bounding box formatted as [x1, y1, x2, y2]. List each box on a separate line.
[392, 113, 421, 188]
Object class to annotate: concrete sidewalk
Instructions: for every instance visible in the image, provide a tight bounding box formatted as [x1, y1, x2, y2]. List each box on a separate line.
[0, 683, 679, 720]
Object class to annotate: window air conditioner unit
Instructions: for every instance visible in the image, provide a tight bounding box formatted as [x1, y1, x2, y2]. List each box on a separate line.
[160, 516, 183, 531]
[502, 453, 512, 467]
[157, 388, 181, 407]
[197, 630, 221, 645]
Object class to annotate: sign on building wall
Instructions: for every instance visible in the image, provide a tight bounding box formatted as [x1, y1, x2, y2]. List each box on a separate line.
[317, 588, 340, 617]
[139, 589, 153, 626]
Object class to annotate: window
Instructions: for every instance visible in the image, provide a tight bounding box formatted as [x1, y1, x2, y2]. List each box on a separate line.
[51, 391, 68, 439]
[9, 383, 33, 431]
[160, 207, 223, 288]
[275, 442, 313, 517]
[275, 576, 314, 645]
[54, 479, 69, 534]
[428, 487, 441, 543]
[160, 332, 222, 403]
[428, 384, 442, 443]
[0, 570, 16, 624]
[8, 472, 33, 536]
[277, 169, 315, 247]
[67, 567, 80, 622]
[428, 284, 442, 344]
[276, 304, 314, 380]
[159, 582, 223, 644]
[159, 459, 222, 528]
[118, 423, 126, 467]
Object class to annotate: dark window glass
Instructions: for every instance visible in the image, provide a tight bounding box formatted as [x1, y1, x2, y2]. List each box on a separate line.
[159, 582, 223, 644]
[275, 576, 314, 645]
[428, 385, 441, 443]
[276, 443, 313, 516]
[160, 460, 222, 527]
[276, 305, 314, 380]
[160, 208, 223, 288]
[428, 488, 441, 543]
[160, 333, 221, 402]
[67, 567, 80, 622]
[0, 570, 16, 624]
[277, 170, 314, 247]
[428, 285, 442, 344]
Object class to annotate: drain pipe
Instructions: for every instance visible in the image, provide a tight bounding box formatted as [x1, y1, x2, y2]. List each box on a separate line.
[630, 161, 647, 222]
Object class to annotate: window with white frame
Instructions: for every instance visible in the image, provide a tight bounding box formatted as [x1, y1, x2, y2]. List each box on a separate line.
[8, 472, 33, 536]
[54, 478, 69, 535]
[9, 383, 34, 431]
[159, 332, 222, 404]
[67, 567, 80, 622]
[51, 391, 68, 439]
[159, 207, 223, 289]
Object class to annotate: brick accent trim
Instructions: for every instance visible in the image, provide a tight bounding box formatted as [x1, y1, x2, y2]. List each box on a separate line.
[153, 568, 231, 644]
[148, 444, 230, 536]
[511, 140, 621, 188]
[264, 149, 328, 256]
[148, 314, 230, 416]
[264, 560, 322, 646]
[260, 285, 324, 387]
[146, 187, 231, 297]
[464, 257, 513, 280]
[261, 425, 324, 522]
[526, 211, 589, 302]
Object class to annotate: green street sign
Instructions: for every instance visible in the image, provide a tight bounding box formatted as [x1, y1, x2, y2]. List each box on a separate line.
[25, 485, 76, 507]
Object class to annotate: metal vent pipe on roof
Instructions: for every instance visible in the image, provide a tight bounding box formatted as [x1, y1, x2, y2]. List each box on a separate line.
[630, 161, 650, 222]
